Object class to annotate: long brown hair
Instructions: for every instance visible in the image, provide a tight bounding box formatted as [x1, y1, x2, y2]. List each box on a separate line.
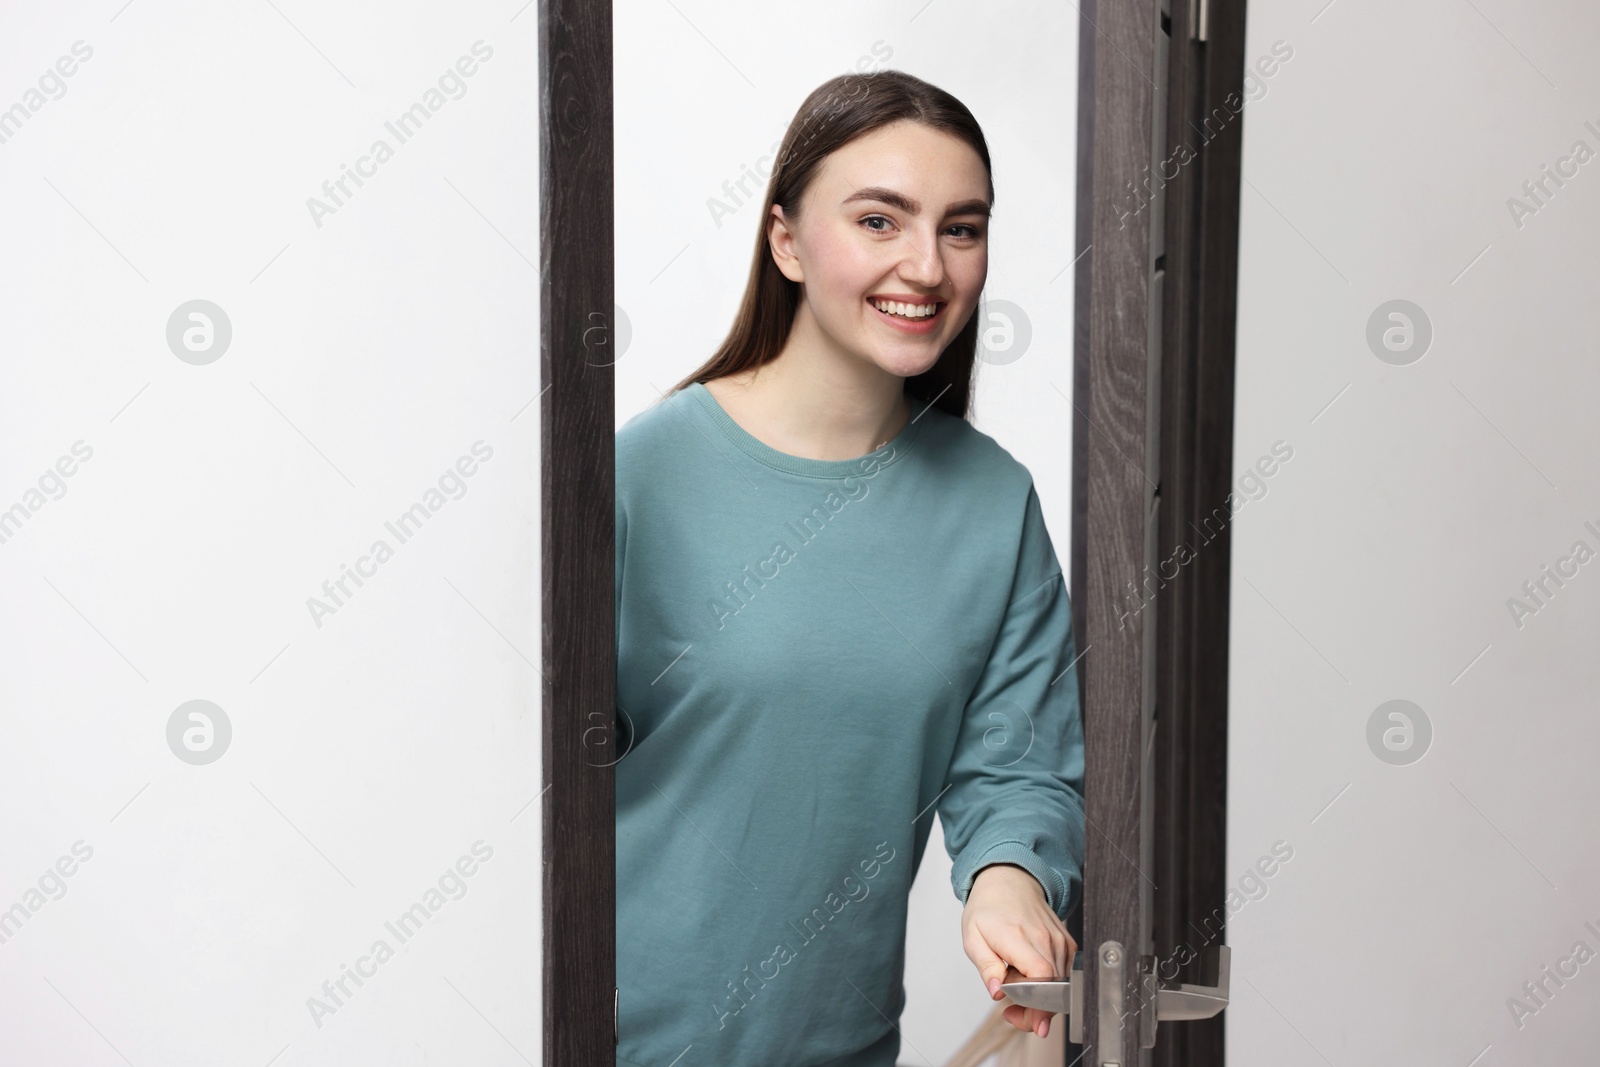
[665, 69, 993, 421]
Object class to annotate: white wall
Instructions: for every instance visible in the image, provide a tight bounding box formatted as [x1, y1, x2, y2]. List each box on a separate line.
[0, 3, 541, 1064]
[613, 3, 1078, 1062]
[1228, 1, 1600, 1063]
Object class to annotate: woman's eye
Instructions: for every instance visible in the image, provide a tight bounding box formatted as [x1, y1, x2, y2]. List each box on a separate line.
[859, 215, 982, 239]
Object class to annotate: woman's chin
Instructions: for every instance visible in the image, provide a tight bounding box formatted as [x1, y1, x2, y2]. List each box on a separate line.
[874, 348, 945, 379]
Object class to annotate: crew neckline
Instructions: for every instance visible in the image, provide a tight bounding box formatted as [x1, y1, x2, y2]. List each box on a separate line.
[685, 380, 931, 479]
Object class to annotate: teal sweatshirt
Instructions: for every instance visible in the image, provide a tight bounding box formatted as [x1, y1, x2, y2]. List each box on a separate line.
[615, 381, 1085, 1067]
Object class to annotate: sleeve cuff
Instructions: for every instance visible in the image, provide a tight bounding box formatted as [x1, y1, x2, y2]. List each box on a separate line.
[953, 839, 1074, 919]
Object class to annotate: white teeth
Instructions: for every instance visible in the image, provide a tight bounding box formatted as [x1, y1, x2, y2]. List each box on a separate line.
[872, 299, 938, 319]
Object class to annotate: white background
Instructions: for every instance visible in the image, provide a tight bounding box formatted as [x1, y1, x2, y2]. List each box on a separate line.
[0, 2, 543, 1064]
[1228, 0, 1600, 1063]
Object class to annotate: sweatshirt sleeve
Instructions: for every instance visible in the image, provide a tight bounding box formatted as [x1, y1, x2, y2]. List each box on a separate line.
[939, 484, 1086, 922]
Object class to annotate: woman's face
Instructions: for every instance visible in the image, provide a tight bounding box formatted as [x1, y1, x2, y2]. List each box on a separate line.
[769, 120, 991, 380]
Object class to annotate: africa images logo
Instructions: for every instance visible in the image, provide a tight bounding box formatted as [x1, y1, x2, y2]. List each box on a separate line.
[705, 444, 897, 631]
[708, 841, 896, 1030]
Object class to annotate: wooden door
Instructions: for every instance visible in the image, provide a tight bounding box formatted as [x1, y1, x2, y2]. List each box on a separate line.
[1070, 0, 1248, 1064]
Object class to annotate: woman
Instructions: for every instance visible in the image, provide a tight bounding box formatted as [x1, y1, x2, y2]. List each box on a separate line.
[614, 69, 1086, 1067]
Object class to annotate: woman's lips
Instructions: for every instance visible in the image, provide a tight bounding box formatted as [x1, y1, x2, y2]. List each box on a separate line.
[868, 298, 943, 335]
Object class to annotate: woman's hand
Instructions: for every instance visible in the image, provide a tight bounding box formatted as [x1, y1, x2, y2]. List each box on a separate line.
[960, 863, 1077, 1038]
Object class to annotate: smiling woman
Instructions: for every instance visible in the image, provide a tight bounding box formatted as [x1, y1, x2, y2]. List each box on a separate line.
[667, 77, 996, 428]
[614, 68, 1085, 1067]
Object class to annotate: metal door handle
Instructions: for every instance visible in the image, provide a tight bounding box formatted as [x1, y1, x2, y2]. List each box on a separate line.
[998, 944, 1230, 1048]
[1149, 943, 1230, 1021]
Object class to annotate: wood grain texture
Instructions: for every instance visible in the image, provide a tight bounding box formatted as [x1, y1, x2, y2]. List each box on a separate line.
[1080, 0, 1159, 1061]
[540, 0, 614, 1063]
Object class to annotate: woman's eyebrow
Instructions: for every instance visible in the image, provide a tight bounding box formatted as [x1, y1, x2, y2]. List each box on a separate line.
[841, 186, 992, 218]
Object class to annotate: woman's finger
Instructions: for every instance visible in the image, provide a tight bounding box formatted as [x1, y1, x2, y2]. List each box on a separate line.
[980, 929, 1058, 1034]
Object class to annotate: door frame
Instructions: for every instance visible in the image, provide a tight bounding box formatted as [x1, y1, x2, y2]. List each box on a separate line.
[537, 0, 1251, 1060]
[539, 0, 614, 1062]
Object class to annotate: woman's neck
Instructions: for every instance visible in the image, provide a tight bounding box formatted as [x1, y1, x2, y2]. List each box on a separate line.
[704, 345, 909, 462]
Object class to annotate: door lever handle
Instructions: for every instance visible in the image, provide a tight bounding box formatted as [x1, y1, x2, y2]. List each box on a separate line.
[1149, 943, 1230, 1021]
[998, 944, 1230, 1047]
[995, 964, 1079, 1016]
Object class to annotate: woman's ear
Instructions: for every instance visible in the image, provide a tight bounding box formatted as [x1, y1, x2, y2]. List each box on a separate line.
[768, 205, 804, 284]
